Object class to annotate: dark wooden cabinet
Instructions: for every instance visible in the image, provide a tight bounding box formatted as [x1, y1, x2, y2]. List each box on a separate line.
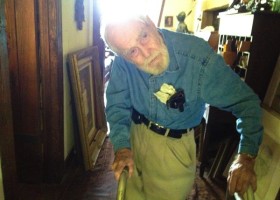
[199, 12, 280, 178]
[245, 12, 280, 101]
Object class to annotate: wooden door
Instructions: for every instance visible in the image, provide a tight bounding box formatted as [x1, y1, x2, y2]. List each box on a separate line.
[5, 0, 64, 184]
[0, 0, 17, 198]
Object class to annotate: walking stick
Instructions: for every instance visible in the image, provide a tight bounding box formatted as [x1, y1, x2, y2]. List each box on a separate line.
[116, 167, 129, 200]
[226, 185, 255, 200]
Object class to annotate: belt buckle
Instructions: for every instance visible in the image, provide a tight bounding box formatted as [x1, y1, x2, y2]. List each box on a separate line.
[154, 122, 164, 129]
[149, 122, 166, 135]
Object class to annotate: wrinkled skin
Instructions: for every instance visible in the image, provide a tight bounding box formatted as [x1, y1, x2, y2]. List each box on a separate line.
[105, 16, 169, 76]
[106, 15, 258, 197]
[227, 154, 257, 197]
[112, 148, 134, 181]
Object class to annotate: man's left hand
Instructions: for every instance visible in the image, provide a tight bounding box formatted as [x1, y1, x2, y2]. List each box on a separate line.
[227, 154, 257, 197]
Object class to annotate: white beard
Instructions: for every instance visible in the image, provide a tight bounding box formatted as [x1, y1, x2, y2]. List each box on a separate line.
[137, 45, 170, 75]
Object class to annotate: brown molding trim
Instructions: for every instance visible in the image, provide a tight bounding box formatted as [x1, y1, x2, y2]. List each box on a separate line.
[38, 0, 64, 183]
[0, 0, 18, 198]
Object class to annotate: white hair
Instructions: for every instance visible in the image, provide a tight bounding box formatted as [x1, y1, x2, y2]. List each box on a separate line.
[100, 14, 151, 55]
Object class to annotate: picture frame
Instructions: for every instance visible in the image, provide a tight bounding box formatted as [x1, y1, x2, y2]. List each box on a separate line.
[253, 108, 280, 200]
[263, 54, 280, 114]
[68, 46, 107, 170]
[222, 108, 280, 200]
[164, 16, 173, 27]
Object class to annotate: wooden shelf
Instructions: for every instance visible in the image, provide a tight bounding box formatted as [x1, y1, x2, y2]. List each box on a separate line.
[218, 12, 280, 101]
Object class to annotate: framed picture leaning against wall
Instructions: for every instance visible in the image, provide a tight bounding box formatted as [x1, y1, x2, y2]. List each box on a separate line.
[68, 46, 107, 170]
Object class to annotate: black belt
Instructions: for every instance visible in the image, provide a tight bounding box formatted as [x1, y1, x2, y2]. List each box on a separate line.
[131, 109, 193, 139]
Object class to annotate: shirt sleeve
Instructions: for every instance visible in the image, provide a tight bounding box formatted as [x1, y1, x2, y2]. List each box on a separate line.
[200, 50, 263, 156]
[105, 57, 132, 153]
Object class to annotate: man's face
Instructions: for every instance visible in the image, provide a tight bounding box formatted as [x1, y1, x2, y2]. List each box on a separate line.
[108, 17, 170, 75]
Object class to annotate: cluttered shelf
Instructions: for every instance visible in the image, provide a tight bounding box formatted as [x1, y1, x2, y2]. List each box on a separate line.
[198, 9, 280, 193]
[217, 11, 280, 102]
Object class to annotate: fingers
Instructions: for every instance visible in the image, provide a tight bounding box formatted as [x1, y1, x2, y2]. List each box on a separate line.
[112, 160, 134, 180]
[235, 172, 251, 195]
[227, 164, 238, 195]
[227, 156, 257, 196]
[112, 148, 134, 181]
[250, 175, 257, 192]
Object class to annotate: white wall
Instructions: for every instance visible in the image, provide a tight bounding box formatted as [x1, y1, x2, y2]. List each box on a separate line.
[192, 0, 231, 32]
[159, 0, 194, 31]
[157, 0, 231, 32]
[62, 0, 94, 159]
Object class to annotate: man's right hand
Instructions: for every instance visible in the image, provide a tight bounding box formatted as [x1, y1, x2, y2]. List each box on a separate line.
[112, 148, 134, 181]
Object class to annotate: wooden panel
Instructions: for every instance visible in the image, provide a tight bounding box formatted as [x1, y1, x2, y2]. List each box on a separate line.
[12, 0, 41, 135]
[5, 0, 64, 184]
[32, 0, 64, 183]
[40, 0, 64, 183]
[6, 0, 43, 183]
[0, 0, 17, 198]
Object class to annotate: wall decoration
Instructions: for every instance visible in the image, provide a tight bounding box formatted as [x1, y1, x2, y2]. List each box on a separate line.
[253, 132, 280, 200]
[164, 16, 173, 27]
[75, 0, 85, 30]
[263, 54, 280, 114]
[223, 108, 280, 200]
[68, 46, 107, 170]
[176, 11, 189, 33]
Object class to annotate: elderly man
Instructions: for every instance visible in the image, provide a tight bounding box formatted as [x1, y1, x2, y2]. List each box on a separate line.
[103, 15, 263, 200]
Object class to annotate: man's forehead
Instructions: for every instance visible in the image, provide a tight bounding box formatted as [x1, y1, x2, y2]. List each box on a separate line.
[110, 20, 146, 49]
[116, 19, 145, 34]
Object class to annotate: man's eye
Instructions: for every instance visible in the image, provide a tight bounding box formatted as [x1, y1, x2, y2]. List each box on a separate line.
[141, 32, 149, 43]
[129, 48, 138, 57]
[143, 32, 148, 38]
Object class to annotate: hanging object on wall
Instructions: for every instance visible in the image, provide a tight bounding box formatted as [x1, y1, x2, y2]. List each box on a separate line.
[164, 16, 173, 27]
[176, 11, 190, 33]
[75, 0, 85, 30]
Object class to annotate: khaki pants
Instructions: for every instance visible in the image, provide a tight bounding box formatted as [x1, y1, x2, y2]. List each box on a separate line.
[125, 122, 196, 200]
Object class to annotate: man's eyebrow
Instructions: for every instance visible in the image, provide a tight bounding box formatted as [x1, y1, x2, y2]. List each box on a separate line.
[120, 25, 147, 57]
[137, 27, 146, 41]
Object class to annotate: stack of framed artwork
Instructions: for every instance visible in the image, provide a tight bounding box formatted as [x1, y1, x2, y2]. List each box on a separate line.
[68, 46, 107, 170]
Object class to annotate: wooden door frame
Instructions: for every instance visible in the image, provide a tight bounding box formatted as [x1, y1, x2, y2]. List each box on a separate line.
[3, 0, 64, 187]
[37, 0, 64, 183]
[0, 1, 17, 199]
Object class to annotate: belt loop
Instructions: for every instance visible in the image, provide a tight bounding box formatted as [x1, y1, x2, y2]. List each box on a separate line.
[148, 121, 152, 129]
[189, 128, 194, 133]
[164, 128, 170, 137]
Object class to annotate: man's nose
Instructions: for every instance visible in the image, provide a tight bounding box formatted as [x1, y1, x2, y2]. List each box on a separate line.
[139, 46, 151, 58]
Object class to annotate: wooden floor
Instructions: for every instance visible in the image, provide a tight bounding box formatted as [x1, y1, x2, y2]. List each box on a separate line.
[16, 137, 227, 200]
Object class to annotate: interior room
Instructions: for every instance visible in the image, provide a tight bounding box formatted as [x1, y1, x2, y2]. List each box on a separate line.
[1, 0, 280, 199]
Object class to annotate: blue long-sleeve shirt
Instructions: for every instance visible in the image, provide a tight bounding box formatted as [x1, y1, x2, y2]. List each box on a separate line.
[105, 29, 263, 156]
